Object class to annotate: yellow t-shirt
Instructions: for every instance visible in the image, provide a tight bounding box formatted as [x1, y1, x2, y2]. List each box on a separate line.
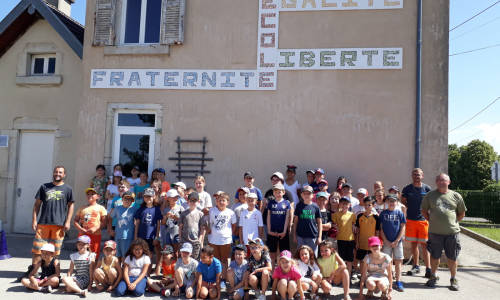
[332, 211, 356, 241]
[76, 204, 107, 234]
[317, 254, 338, 278]
[356, 214, 380, 250]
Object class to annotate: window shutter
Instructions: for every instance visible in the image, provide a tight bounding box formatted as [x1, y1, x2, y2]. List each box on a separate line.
[160, 0, 185, 45]
[93, 0, 116, 46]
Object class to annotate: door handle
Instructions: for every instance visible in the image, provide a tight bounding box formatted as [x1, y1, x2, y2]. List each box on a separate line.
[17, 187, 21, 197]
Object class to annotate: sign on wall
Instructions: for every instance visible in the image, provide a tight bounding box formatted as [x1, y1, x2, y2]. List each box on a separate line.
[91, 0, 403, 90]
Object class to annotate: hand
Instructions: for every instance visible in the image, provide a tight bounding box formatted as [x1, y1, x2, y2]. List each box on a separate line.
[107, 285, 113, 292]
[316, 238, 321, 245]
[128, 283, 136, 290]
[32, 221, 38, 232]
[391, 241, 397, 248]
[293, 235, 298, 244]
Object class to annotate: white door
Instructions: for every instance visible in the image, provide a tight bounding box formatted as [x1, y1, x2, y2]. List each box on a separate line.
[14, 131, 55, 233]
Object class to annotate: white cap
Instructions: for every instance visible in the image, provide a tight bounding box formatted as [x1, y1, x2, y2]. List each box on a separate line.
[247, 192, 258, 199]
[166, 189, 180, 198]
[40, 243, 55, 253]
[271, 171, 284, 181]
[174, 181, 186, 190]
[357, 188, 368, 195]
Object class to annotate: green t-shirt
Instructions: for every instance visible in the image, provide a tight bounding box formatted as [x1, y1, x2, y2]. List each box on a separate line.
[421, 189, 467, 235]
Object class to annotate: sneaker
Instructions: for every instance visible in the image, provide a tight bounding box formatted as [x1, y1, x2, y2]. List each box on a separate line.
[406, 265, 420, 276]
[220, 280, 227, 290]
[47, 285, 54, 293]
[255, 290, 261, 298]
[161, 288, 171, 297]
[80, 289, 87, 297]
[40, 286, 49, 293]
[395, 281, 404, 292]
[258, 294, 266, 300]
[425, 274, 439, 287]
[424, 267, 432, 278]
[449, 278, 459, 291]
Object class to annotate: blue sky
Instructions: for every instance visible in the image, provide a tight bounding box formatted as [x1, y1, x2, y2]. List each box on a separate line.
[1, 0, 499, 153]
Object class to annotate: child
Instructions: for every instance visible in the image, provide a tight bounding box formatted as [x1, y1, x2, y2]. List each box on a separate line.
[161, 189, 185, 254]
[195, 175, 212, 212]
[134, 188, 162, 275]
[266, 182, 292, 264]
[271, 250, 304, 300]
[328, 192, 341, 214]
[295, 245, 322, 300]
[133, 171, 150, 206]
[244, 238, 272, 300]
[207, 192, 237, 282]
[108, 182, 131, 236]
[227, 244, 248, 300]
[147, 245, 177, 297]
[108, 191, 139, 262]
[293, 185, 322, 253]
[106, 170, 123, 207]
[355, 197, 380, 276]
[127, 166, 141, 188]
[173, 243, 199, 298]
[317, 240, 350, 300]
[239, 192, 264, 248]
[374, 189, 385, 214]
[379, 195, 406, 292]
[74, 188, 108, 256]
[93, 240, 122, 292]
[336, 176, 347, 193]
[235, 172, 263, 207]
[352, 188, 369, 215]
[284, 165, 301, 208]
[90, 164, 108, 206]
[156, 168, 171, 194]
[358, 236, 392, 300]
[340, 183, 360, 208]
[62, 235, 95, 297]
[179, 192, 206, 259]
[373, 181, 384, 194]
[21, 243, 60, 293]
[196, 245, 223, 299]
[115, 238, 151, 297]
[331, 197, 356, 276]
[317, 192, 333, 241]
[306, 170, 315, 186]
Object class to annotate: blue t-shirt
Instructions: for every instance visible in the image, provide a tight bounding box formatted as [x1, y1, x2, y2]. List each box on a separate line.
[267, 198, 291, 233]
[234, 187, 263, 201]
[134, 206, 163, 240]
[379, 209, 406, 242]
[111, 205, 138, 240]
[229, 259, 247, 285]
[402, 183, 431, 221]
[294, 202, 321, 238]
[197, 257, 222, 283]
[134, 184, 150, 205]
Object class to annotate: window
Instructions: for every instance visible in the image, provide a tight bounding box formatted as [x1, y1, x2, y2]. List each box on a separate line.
[31, 54, 56, 75]
[123, 0, 162, 44]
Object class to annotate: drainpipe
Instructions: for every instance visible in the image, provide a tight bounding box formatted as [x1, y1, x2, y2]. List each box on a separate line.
[415, 0, 423, 168]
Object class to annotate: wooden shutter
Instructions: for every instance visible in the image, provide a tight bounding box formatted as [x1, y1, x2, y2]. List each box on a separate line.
[93, 0, 116, 46]
[160, 0, 185, 45]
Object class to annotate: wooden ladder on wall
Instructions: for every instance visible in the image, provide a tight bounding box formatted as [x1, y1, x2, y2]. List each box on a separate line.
[168, 137, 213, 182]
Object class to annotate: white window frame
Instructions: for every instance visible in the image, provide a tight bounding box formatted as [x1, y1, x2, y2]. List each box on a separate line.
[112, 109, 157, 177]
[31, 54, 56, 75]
[120, 0, 161, 45]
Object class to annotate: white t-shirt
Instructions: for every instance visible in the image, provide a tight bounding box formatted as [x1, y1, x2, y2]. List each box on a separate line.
[352, 204, 378, 216]
[107, 184, 119, 197]
[124, 255, 151, 277]
[208, 207, 237, 245]
[349, 195, 360, 208]
[198, 191, 212, 210]
[284, 180, 301, 207]
[127, 177, 141, 187]
[239, 208, 263, 245]
[297, 260, 321, 279]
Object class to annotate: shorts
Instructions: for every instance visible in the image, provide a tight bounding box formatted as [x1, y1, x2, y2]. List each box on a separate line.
[382, 239, 404, 260]
[189, 242, 201, 260]
[162, 233, 179, 247]
[201, 281, 217, 289]
[145, 238, 156, 253]
[73, 275, 90, 289]
[209, 243, 231, 264]
[297, 236, 317, 254]
[116, 239, 133, 257]
[405, 220, 429, 243]
[366, 275, 389, 287]
[337, 240, 355, 262]
[78, 233, 101, 256]
[33, 224, 65, 256]
[356, 249, 370, 261]
[427, 233, 461, 261]
[232, 287, 245, 298]
[266, 234, 290, 253]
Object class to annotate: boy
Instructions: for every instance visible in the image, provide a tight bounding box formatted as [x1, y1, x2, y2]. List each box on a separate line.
[266, 182, 292, 264]
[234, 172, 263, 206]
[292, 185, 322, 253]
[108, 181, 131, 236]
[179, 192, 206, 259]
[174, 243, 199, 298]
[232, 187, 249, 246]
[108, 191, 138, 261]
[331, 197, 356, 276]
[355, 197, 380, 272]
[74, 188, 107, 256]
[227, 244, 248, 300]
[196, 245, 222, 299]
[340, 183, 360, 208]
[161, 189, 185, 253]
[352, 188, 369, 215]
[317, 192, 333, 240]
[380, 194, 406, 292]
[127, 165, 141, 188]
[239, 193, 264, 247]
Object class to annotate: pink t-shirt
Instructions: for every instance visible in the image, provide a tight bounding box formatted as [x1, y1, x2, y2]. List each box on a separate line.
[272, 265, 301, 281]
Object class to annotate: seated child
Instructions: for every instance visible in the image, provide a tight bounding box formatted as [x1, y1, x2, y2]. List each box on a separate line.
[317, 240, 351, 300]
[62, 235, 96, 297]
[271, 250, 304, 300]
[21, 243, 60, 293]
[295, 245, 322, 300]
[227, 244, 248, 300]
[147, 245, 177, 297]
[196, 245, 222, 299]
[243, 238, 272, 300]
[114, 238, 151, 297]
[359, 236, 393, 300]
[93, 240, 122, 292]
[173, 243, 199, 298]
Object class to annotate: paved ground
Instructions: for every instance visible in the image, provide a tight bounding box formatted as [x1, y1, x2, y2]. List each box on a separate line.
[0, 233, 498, 299]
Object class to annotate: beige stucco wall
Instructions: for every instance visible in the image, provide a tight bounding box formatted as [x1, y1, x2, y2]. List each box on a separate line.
[0, 19, 82, 230]
[76, 0, 448, 204]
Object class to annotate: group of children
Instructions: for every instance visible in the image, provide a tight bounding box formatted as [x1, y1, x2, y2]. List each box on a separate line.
[21, 164, 412, 300]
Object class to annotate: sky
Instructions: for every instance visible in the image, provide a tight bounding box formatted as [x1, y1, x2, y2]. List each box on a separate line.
[1, 0, 499, 153]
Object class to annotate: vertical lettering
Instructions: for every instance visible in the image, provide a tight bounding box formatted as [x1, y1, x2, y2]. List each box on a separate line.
[342, 0, 358, 7]
[261, 13, 276, 28]
[259, 72, 274, 88]
[164, 72, 179, 87]
[300, 51, 315, 67]
[383, 50, 400, 66]
[322, 0, 338, 7]
[302, 0, 316, 8]
[362, 50, 378, 66]
[279, 51, 296, 68]
[281, 0, 297, 8]
[320, 51, 335, 67]
[92, 71, 105, 86]
[201, 72, 217, 87]
[260, 53, 276, 68]
[221, 72, 236, 87]
[183, 72, 198, 87]
[262, 0, 277, 9]
[240, 72, 255, 88]
[261, 33, 276, 48]
[145, 71, 160, 86]
[128, 72, 141, 86]
[109, 72, 124, 86]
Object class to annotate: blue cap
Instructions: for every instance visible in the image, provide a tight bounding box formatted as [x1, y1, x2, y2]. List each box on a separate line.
[157, 168, 166, 174]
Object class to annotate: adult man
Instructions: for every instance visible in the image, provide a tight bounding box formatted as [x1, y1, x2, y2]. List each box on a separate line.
[421, 173, 466, 291]
[19, 166, 74, 281]
[402, 168, 432, 277]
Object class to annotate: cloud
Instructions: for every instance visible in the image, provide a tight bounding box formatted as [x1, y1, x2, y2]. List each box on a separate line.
[475, 123, 500, 154]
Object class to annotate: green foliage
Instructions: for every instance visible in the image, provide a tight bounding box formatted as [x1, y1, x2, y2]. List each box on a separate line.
[484, 182, 500, 192]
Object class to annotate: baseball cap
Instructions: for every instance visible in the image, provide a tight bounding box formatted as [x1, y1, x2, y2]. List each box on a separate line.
[113, 170, 123, 177]
[357, 188, 368, 195]
[389, 185, 400, 192]
[143, 188, 155, 197]
[248, 238, 264, 246]
[166, 189, 180, 198]
[213, 190, 224, 196]
[339, 196, 351, 203]
[179, 243, 193, 254]
[286, 165, 297, 172]
[244, 171, 254, 178]
[342, 183, 353, 189]
[272, 182, 285, 190]
[386, 194, 398, 202]
[161, 245, 174, 254]
[104, 240, 116, 250]
[40, 243, 55, 253]
[132, 165, 140, 171]
[279, 250, 292, 261]
[315, 168, 325, 175]
[319, 179, 328, 186]
[316, 192, 329, 199]
[237, 187, 250, 194]
[234, 244, 246, 252]
[271, 171, 284, 182]
[173, 181, 186, 190]
[247, 192, 258, 199]
[157, 168, 166, 174]
[85, 187, 97, 194]
[368, 236, 382, 247]
[77, 235, 91, 244]
[302, 185, 313, 193]
[122, 191, 135, 199]
[188, 192, 199, 201]
[306, 169, 315, 174]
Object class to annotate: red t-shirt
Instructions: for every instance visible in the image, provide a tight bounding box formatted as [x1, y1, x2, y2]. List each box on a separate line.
[272, 265, 301, 281]
[162, 260, 176, 278]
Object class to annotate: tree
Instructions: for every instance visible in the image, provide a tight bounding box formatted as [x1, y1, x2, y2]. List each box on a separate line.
[448, 144, 462, 189]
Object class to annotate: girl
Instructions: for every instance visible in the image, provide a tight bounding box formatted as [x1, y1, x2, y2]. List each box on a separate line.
[295, 245, 322, 300]
[317, 240, 351, 300]
[147, 245, 177, 297]
[374, 189, 386, 214]
[373, 181, 384, 195]
[328, 192, 341, 214]
[336, 176, 347, 193]
[133, 172, 150, 206]
[106, 171, 123, 210]
[21, 243, 60, 293]
[93, 240, 122, 292]
[127, 166, 141, 188]
[284, 165, 301, 207]
[195, 175, 212, 212]
[62, 235, 95, 297]
[115, 238, 151, 297]
[90, 164, 108, 206]
[358, 236, 393, 300]
[108, 164, 124, 184]
[244, 238, 272, 300]
[271, 250, 304, 300]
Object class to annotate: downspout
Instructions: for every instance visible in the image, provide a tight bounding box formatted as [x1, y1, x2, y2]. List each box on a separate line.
[415, 0, 423, 168]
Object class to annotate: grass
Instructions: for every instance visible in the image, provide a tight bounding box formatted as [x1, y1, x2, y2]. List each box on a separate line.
[464, 226, 500, 242]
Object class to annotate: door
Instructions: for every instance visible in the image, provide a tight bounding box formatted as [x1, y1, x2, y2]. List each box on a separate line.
[14, 131, 55, 233]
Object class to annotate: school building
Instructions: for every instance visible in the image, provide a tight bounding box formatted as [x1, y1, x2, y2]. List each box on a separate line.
[0, 0, 449, 234]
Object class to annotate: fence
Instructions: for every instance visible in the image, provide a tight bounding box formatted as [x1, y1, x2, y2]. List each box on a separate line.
[459, 190, 500, 223]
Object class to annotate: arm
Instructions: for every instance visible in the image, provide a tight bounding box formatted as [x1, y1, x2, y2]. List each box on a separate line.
[123, 264, 131, 286]
[111, 261, 123, 290]
[331, 253, 347, 281]
[358, 258, 368, 298]
[107, 211, 114, 237]
[258, 226, 264, 240]
[64, 201, 74, 232]
[195, 272, 202, 298]
[457, 211, 466, 221]
[297, 278, 305, 299]
[267, 209, 273, 236]
[67, 261, 74, 277]
[401, 196, 408, 207]
[317, 217, 323, 243]
[239, 226, 243, 245]
[155, 219, 161, 239]
[132, 261, 150, 287]
[292, 215, 299, 243]
[271, 274, 278, 296]
[73, 211, 87, 234]
[281, 208, 291, 237]
[32, 199, 42, 232]
[134, 219, 139, 239]
[215, 272, 221, 299]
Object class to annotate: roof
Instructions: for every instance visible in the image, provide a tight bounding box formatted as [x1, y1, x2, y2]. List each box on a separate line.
[0, 0, 84, 58]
